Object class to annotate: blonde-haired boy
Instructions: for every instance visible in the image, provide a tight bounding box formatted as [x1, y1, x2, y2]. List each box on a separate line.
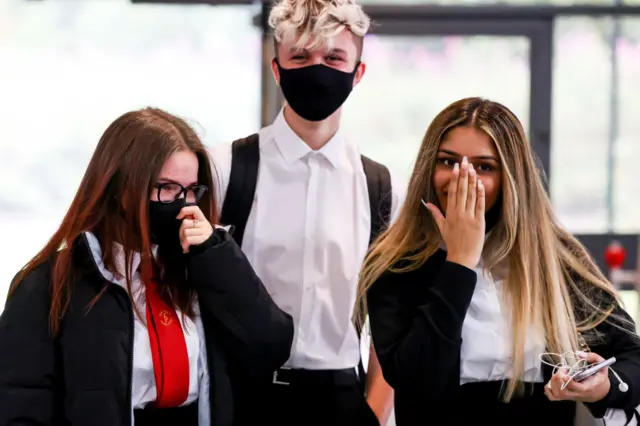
[211, 1, 401, 425]
[268, 0, 369, 123]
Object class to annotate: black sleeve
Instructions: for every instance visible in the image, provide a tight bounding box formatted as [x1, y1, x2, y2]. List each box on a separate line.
[584, 302, 640, 419]
[187, 228, 294, 377]
[0, 264, 60, 425]
[368, 259, 477, 394]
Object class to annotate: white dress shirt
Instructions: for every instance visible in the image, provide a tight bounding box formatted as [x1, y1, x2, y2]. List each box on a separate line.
[210, 110, 405, 370]
[459, 263, 634, 426]
[460, 265, 545, 384]
[84, 232, 210, 416]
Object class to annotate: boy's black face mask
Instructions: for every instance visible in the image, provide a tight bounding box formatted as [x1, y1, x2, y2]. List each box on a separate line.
[275, 59, 359, 122]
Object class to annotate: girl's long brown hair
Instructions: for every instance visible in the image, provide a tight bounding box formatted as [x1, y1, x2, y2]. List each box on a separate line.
[8, 107, 218, 336]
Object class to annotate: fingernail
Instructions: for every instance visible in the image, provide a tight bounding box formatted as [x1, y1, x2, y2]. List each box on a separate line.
[462, 156, 468, 164]
[454, 163, 459, 171]
[576, 351, 587, 358]
[478, 180, 483, 188]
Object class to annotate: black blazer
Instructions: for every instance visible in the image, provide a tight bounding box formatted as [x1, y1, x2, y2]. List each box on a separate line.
[368, 248, 640, 426]
[0, 228, 294, 426]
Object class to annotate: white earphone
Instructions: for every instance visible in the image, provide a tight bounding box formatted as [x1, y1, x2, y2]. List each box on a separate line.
[613, 369, 629, 392]
[539, 352, 628, 392]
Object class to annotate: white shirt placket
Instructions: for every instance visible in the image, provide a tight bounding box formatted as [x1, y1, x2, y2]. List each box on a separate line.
[297, 154, 320, 355]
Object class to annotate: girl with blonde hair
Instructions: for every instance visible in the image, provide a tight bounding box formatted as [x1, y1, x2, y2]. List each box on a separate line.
[356, 97, 640, 425]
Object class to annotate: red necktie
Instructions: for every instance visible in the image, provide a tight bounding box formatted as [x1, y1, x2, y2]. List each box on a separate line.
[145, 279, 190, 408]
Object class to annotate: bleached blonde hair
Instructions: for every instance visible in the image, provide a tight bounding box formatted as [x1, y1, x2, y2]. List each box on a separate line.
[268, 0, 370, 52]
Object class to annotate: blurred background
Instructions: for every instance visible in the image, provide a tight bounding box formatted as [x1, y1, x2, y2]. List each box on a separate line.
[0, 0, 638, 328]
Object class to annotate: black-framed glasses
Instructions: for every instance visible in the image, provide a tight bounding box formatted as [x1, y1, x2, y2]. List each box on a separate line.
[154, 182, 208, 204]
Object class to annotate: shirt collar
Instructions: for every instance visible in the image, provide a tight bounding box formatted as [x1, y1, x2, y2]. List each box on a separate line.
[272, 109, 348, 168]
[84, 231, 157, 287]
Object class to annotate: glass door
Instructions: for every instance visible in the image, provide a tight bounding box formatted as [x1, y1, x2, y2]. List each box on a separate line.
[343, 33, 535, 179]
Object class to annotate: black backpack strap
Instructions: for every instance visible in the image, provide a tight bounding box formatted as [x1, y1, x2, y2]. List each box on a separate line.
[219, 133, 260, 247]
[357, 155, 393, 393]
[361, 155, 392, 246]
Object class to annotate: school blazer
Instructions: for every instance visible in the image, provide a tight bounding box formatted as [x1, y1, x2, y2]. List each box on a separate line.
[367, 248, 640, 425]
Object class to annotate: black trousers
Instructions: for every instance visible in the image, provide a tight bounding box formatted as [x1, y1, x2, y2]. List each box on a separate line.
[457, 382, 575, 425]
[234, 368, 380, 426]
[133, 401, 198, 426]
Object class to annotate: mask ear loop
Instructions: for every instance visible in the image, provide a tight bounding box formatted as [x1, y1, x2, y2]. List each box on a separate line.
[538, 352, 589, 390]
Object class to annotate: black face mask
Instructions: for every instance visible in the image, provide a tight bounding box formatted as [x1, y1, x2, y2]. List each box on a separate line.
[275, 59, 358, 122]
[148, 198, 187, 249]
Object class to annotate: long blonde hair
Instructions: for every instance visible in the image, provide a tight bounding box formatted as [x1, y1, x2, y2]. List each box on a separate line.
[356, 97, 620, 401]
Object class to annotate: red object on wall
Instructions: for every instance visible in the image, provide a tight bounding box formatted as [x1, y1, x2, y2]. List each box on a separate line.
[604, 240, 627, 269]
